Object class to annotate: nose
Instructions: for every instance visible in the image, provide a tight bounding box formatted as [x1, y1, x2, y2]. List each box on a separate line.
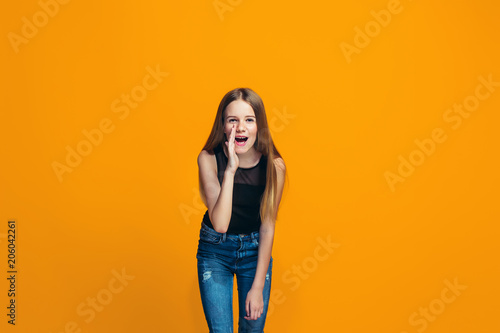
[236, 122, 246, 132]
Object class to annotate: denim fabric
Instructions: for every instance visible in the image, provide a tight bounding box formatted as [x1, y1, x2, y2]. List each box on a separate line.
[196, 221, 273, 333]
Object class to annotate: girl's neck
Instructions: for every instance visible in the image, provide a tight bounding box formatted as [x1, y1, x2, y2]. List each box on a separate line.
[222, 144, 262, 168]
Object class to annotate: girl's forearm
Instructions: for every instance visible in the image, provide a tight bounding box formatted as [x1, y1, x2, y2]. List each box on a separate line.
[252, 223, 275, 290]
[210, 170, 235, 233]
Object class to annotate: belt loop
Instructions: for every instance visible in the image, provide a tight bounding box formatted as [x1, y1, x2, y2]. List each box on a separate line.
[222, 232, 226, 243]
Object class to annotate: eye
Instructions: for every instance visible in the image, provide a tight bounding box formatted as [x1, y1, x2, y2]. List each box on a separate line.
[247, 119, 255, 122]
[229, 119, 236, 122]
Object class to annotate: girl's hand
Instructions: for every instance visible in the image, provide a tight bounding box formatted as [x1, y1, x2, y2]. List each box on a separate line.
[225, 124, 239, 174]
[244, 287, 264, 321]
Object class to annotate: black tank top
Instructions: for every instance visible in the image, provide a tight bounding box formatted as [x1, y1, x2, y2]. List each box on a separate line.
[202, 142, 267, 234]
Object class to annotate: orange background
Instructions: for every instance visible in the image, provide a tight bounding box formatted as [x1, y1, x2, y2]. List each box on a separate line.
[1, 0, 499, 332]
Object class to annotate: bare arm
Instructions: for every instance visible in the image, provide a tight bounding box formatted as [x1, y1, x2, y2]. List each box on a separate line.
[245, 157, 286, 320]
[252, 157, 286, 290]
[197, 124, 240, 233]
[198, 151, 235, 233]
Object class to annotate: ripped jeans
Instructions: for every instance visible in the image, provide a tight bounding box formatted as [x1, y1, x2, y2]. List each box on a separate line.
[196, 221, 273, 333]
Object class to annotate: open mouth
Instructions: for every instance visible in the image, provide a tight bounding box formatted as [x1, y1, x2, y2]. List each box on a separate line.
[235, 137, 248, 146]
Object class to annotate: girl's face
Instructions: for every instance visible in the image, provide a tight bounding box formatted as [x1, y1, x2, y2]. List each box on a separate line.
[223, 100, 258, 154]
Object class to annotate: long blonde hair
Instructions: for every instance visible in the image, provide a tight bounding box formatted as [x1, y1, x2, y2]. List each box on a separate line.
[199, 87, 287, 222]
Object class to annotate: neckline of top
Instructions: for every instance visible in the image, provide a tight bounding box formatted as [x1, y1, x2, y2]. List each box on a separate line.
[220, 143, 263, 170]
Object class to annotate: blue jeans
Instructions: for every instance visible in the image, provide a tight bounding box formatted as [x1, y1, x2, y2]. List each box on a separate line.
[196, 221, 273, 333]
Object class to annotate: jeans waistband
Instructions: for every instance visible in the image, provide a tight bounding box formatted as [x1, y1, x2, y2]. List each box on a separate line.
[201, 221, 259, 242]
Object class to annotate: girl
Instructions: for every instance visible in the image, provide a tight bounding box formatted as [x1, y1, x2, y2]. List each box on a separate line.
[196, 87, 287, 332]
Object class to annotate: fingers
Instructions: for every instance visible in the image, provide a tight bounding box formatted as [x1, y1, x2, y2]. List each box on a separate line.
[229, 124, 233, 138]
[244, 300, 263, 320]
[244, 310, 262, 320]
[230, 125, 235, 147]
[226, 124, 239, 172]
[246, 298, 250, 318]
[229, 125, 235, 157]
[226, 125, 233, 149]
[244, 290, 265, 320]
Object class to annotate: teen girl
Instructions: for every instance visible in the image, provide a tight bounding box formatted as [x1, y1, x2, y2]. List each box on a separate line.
[196, 87, 287, 332]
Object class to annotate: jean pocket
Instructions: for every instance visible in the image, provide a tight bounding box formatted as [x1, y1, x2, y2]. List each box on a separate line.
[200, 229, 222, 245]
